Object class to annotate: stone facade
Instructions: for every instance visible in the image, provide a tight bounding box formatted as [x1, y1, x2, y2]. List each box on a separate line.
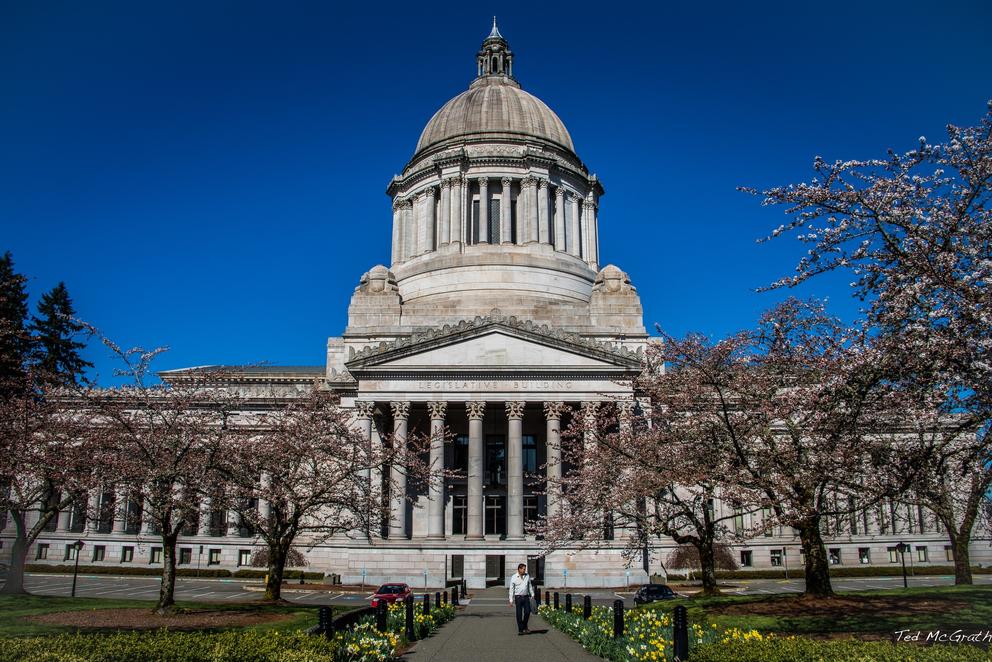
[4, 21, 989, 588]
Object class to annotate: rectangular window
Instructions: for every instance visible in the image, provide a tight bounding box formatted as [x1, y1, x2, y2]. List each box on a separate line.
[70, 501, 86, 533]
[733, 508, 744, 534]
[121, 546, 134, 563]
[471, 200, 480, 244]
[828, 548, 841, 565]
[523, 496, 539, 525]
[452, 494, 467, 535]
[92, 545, 106, 562]
[450, 554, 464, 579]
[124, 497, 142, 535]
[485, 494, 505, 536]
[770, 549, 783, 567]
[522, 434, 537, 474]
[488, 198, 501, 243]
[150, 547, 163, 564]
[887, 546, 899, 563]
[510, 196, 518, 243]
[238, 550, 251, 567]
[208, 549, 221, 566]
[858, 547, 871, 565]
[36, 543, 49, 560]
[65, 543, 78, 561]
[485, 435, 506, 486]
[740, 550, 753, 567]
[916, 546, 928, 563]
[453, 435, 469, 473]
[179, 548, 192, 565]
[209, 510, 226, 537]
[762, 507, 773, 537]
[945, 545, 953, 562]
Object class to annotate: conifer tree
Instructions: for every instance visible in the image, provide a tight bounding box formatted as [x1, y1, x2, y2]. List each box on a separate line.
[0, 251, 31, 393]
[30, 282, 92, 386]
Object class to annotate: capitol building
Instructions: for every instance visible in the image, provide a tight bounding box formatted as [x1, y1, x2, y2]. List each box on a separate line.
[5, 22, 981, 588]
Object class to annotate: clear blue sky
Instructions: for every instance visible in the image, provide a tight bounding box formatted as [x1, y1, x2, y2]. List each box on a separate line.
[3, 1, 990, 384]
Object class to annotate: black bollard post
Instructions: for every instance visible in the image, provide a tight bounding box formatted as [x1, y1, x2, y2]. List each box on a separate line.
[405, 595, 416, 641]
[673, 605, 689, 661]
[452, 586, 459, 606]
[553, 592, 560, 610]
[544, 590, 550, 606]
[435, 591, 441, 608]
[443, 589, 448, 605]
[423, 593, 430, 615]
[535, 588, 541, 606]
[376, 601, 387, 632]
[612, 599, 624, 639]
[583, 595, 592, 620]
[317, 605, 332, 639]
[565, 593, 572, 613]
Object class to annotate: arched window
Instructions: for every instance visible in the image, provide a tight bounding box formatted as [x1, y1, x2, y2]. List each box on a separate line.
[492, 56, 499, 73]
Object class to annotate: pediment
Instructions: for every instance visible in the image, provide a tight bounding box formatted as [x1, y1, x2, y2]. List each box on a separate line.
[345, 317, 642, 374]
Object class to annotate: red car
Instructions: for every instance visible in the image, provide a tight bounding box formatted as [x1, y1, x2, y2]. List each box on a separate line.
[370, 583, 411, 608]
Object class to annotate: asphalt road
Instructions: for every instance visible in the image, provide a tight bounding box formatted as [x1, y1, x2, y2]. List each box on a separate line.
[3, 571, 988, 607]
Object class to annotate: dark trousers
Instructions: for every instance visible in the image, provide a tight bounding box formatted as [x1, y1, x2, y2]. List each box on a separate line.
[514, 595, 531, 632]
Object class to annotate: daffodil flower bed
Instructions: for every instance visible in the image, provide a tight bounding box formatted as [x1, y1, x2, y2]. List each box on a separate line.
[538, 604, 756, 662]
[333, 600, 456, 661]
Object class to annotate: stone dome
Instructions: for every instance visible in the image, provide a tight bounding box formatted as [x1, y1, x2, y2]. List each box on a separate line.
[414, 76, 575, 156]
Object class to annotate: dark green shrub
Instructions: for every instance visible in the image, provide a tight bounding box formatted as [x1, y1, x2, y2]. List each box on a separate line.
[707, 565, 991, 580]
[231, 569, 324, 580]
[692, 638, 989, 661]
[24, 564, 232, 578]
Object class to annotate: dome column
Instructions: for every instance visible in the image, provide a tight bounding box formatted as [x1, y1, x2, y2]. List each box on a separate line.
[427, 401, 448, 539]
[400, 199, 414, 261]
[553, 186, 566, 251]
[538, 179, 550, 244]
[466, 401, 486, 539]
[521, 176, 538, 244]
[583, 198, 599, 268]
[500, 177, 513, 244]
[391, 200, 402, 265]
[439, 178, 452, 246]
[419, 186, 437, 255]
[450, 175, 463, 248]
[477, 178, 489, 243]
[568, 192, 581, 257]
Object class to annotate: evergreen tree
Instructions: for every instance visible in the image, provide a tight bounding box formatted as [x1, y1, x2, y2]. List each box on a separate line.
[30, 282, 92, 386]
[0, 251, 31, 392]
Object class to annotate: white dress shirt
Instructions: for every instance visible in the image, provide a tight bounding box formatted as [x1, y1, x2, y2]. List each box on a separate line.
[509, 572, 534, 601]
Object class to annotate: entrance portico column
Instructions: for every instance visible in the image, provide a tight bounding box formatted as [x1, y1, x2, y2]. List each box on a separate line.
[427, 401, 448, 539]
[466, 401, 486, 539]
[389, 402, 410, 539]
[355, 401, 375, 519]
[543, 402, 566, 521]
[505, 401, 525, 540]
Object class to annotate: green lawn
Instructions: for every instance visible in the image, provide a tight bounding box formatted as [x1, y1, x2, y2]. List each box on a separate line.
[0, 594, 326, 638]
[635, 585, 992, 639]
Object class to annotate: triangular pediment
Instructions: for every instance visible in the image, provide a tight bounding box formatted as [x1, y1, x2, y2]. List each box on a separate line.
[345, 316, 642, 374]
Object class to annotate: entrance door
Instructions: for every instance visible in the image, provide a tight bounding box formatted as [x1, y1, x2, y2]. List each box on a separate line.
[527, 556, 545, 584]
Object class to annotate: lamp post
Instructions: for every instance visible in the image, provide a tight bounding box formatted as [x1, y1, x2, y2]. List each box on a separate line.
[898, 541, 909, 589]
[782, 547, 789, 580]
[70, 540, 84, 598]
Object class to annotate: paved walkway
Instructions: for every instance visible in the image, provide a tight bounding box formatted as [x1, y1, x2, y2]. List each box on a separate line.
[408, 587, 597, 661]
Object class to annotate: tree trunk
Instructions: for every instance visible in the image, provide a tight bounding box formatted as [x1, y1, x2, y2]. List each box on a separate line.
[797, 516, 833, 598]
[154, 532, 179, 614]
[0, 513, 28, 595]
[950, 533, 973, 585]
[264, 541, 287, 601]
[696, 538, 720, 596]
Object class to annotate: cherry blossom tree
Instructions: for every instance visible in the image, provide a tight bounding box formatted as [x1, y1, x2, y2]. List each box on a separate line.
[745, 103, 992, 583]
[0, 369, 101, 594]
[85, 337, 239, 614]
[217, 389, 387, 601]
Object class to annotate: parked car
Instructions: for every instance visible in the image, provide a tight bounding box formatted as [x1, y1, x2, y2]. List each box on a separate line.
[370, 583, 412, 608]
[632, 583, 679, 606]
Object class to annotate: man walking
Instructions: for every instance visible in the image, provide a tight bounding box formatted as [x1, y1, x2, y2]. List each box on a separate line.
[509, 562, 534, 634]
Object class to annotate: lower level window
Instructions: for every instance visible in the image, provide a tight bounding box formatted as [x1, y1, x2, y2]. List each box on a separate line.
[179, 548, 192, 565]
[238, 549, 251, 567]
[450, 554, 464, 579]
[208, 549, 221, 565]
[916, 546, 928, 562]
[858, 547, 870, 565]
[150, 547, 163, 564]
[945, 545, 953, 562]
[887, 546, 899, 563]
[740, 550, 753, 567]
[36, 543, 49, 560]
[92, 545, 106, 562]
[121, 546, 134, 563]
[65, 544, 78, 561]
[828, 548, 841, 565]
[770, 549, 783, 567]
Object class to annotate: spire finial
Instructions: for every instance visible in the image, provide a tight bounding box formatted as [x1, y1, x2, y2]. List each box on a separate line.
[488, 16, 502, 39]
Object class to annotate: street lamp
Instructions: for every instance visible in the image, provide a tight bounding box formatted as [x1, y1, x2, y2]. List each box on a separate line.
[70, 540, 85, 597]
[897, 541, 910, 589]
[782, 547, 789, 580]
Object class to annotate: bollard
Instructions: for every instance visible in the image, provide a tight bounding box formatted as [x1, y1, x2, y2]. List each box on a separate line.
[565, 593, 572, 613]
[583, 595, 592, 620]
[317, 605, 332, 639]
[452, 586, 459, 606]
[535, 588, 541, 606]
[375, 601, 387, 632]
[553, 592, 560, 610]
[405, 595, 416, 641]
[435, 591, 441, 608]
[544, 590, 550, 606]
[443, 590, 448, 605]
[673, 605, 689, 661]
[612, 599, 624, 638]
[423, 593, 430, 615]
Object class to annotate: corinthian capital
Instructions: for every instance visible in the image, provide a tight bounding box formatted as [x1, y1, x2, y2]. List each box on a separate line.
[440, 178, 452, 189]
[580, 401, 600, 421]
[467, 401, 487, 420]
[543, 401, 567, 420]
[538, 178, 549, 190]
[505, 401, 525, 420]
[554, 186, 565, 200]
[355, 401, 375, 419]
[390, 401, 410, 420]
[427, 401, 448, 420]
[501, 176, 513, 189]
[423, 185, 437, 199]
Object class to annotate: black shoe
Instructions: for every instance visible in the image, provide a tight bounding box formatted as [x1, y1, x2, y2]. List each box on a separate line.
[517, 631, 524, 635]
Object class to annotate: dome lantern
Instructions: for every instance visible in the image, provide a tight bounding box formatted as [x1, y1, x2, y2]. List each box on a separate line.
[477, 17, 514, 79]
